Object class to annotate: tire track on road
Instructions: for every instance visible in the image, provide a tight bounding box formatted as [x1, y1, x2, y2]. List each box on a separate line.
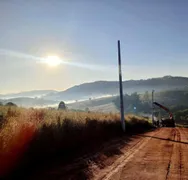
[165, 128, 177, 180]
[177, 128, 188, 179]
[176, 128, 182, 180]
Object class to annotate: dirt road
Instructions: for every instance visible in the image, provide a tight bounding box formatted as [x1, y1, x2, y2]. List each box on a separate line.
[96, 128, 188, 180]
[32, 128, 188, 180]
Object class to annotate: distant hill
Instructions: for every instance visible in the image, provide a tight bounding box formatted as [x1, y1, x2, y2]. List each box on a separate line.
[1, 97, 58, 108]
[44, 76, 188, 101]
[1, 76, 188, 103]
[0, 90, 57, 99]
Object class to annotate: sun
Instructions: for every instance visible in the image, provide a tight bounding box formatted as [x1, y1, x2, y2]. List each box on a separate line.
[44, 56, 62, 67]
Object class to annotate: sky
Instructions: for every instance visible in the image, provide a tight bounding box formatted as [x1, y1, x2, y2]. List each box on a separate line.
[0, 0, 188, 93]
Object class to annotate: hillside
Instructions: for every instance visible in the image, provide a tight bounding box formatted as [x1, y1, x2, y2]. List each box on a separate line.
[67, 96, 118, 113]
[44, 76, 188, 101]
[1, 76, 188, 103]
[0, 90, 57, 99]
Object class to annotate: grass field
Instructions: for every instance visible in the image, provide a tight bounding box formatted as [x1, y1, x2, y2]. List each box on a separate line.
[0, 106, 153, 178]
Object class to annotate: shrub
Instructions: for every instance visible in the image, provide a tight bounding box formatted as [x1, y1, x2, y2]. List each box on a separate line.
[0, 120, 36, 176]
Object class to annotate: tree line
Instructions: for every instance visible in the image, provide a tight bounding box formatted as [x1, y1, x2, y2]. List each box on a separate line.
[113, 92, 151, 114]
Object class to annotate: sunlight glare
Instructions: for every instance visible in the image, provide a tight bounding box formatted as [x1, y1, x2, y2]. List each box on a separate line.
[44, 56, 62, 67]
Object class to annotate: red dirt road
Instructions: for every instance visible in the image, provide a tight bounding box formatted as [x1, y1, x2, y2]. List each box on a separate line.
[96, 128, 188, 180]
[32, 128, 188, 180]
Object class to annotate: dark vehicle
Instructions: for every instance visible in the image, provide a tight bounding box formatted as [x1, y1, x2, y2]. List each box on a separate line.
[160, 118, 175, 127]
[153, 102, 175, 127]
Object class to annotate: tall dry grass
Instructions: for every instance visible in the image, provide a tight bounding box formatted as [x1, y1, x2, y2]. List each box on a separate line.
[0, 107, 38, 176]
[0, 106, 152, 178]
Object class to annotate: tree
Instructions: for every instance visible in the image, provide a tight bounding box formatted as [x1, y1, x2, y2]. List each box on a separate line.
[85, 107, 90, 112]
[143, 91, 150, 103]
[58, 101, 66, 110]
[113, 92, 150, 113]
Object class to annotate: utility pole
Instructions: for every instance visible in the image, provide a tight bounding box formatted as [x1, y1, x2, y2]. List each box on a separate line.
[152, 90, 154, 124]
[117, 40, 125, 132]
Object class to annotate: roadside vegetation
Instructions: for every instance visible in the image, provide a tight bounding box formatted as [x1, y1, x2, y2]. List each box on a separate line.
[0, 106, 152, 178]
